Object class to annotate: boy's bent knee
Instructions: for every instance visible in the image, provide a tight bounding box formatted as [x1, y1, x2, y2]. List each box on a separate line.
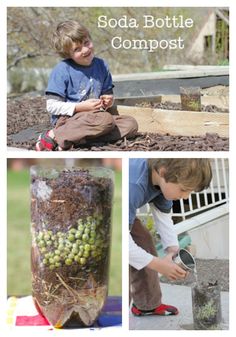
[86, 111, 115, 136]
[114, 115, 138, 138]
[98, 112, 115, 130]
[126, 116, 138, 136]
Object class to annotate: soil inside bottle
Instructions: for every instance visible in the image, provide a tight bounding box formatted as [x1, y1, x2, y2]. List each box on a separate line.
[180, 87, 201, 111]
[31, 168, 114, 328]
[192, 281, 222, 330]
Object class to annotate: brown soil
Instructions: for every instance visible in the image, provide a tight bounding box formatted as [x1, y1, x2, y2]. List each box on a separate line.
[7, 95, 50, 134]
[7, 94, 229, 151]
[31, 168, 113, 229]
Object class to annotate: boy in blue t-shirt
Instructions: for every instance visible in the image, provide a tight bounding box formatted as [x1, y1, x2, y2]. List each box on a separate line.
[129, 158, 212, 316]
[36, 20, 138, 151]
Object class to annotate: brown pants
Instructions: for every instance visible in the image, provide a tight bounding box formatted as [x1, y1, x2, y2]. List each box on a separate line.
[53, 111, 138, 149]
[130, 218, 162, 310]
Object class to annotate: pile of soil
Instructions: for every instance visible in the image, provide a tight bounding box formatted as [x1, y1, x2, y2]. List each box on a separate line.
[31, 168, 113, 327]
[7, 95, 50, 135]
[7, 94, 229, 151]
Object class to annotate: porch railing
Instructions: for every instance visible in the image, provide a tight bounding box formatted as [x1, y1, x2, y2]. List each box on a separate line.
[137, 158, 229, 223]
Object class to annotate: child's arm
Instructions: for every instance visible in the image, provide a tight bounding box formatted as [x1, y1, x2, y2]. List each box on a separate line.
[129, 234, 186, 280]
[147, 254, 186, 280]
[150, 204, 179, 253]
[47, 94, 104, 115]
[46, 94, 76, 117]
[129, 233, 153, 270]
[100, 59, 114, 108]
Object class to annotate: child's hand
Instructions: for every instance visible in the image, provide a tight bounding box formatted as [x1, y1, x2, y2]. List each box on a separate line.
[75, 99, 103, 112]
[147, 254, 187, 281]
[162, 253, 187, 280]
[100, 95, 114, 109]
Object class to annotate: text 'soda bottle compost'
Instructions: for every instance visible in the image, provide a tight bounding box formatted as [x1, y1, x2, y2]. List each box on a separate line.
[30, 167, 114, 328]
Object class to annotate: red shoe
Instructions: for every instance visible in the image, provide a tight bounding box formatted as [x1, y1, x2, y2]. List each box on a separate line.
[131, 303, 179, 316]
[35, 131, 57, 151]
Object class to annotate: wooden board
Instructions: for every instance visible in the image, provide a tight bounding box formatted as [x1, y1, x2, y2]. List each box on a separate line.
[116, 105, 229, 137]
[115, 94, 229, 110]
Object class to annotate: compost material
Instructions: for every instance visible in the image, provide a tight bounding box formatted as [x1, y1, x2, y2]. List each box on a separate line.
[31, 168, 113, 327]
[180, 87, 201, 111]
[192, 281, 222, 330]
[7, 95, 229, 151]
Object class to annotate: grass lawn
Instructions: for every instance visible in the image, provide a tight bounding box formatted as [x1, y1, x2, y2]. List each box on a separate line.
[7, 168, 122, 296]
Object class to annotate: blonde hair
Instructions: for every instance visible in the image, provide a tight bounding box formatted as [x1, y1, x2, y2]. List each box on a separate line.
[148, 159, 212, 192]
[52, 20, 91, 58]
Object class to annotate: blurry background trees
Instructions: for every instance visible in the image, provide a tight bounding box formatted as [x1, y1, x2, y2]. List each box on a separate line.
[7, 7, 229, 94]
[7, 7, 193, 72]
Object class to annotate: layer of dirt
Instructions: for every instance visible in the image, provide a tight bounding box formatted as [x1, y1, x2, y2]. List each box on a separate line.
[7, 94, 229, 151]
[161, 258, 229, 292]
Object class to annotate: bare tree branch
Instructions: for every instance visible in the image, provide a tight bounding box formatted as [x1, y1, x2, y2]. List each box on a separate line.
[7, 52, 53, 70]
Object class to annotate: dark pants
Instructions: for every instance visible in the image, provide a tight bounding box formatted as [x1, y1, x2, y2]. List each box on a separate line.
[130, 218, 162, 310]
[53, 111, 138, 149]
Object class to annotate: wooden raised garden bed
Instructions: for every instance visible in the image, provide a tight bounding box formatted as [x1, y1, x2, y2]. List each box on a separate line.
[113, 95, 229, 137]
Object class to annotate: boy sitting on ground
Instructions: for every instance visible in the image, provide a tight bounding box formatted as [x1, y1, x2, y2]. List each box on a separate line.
[36, 20, 138, 151]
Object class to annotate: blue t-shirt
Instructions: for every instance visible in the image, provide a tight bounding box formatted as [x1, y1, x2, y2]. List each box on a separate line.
[46, 57, 113, 102]
[129, 159, 173, 227]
